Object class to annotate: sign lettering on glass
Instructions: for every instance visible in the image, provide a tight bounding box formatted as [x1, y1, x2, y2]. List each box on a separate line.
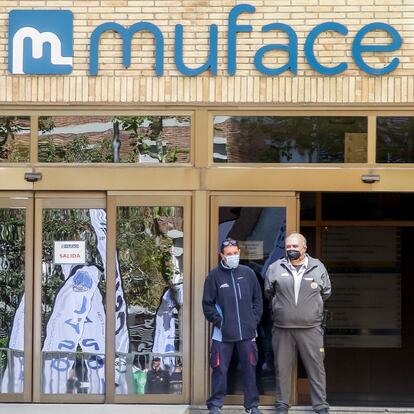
[239, 241, 264, 260]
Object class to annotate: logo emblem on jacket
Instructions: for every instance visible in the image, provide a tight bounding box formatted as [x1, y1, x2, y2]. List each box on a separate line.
[219, 283, 230, 288]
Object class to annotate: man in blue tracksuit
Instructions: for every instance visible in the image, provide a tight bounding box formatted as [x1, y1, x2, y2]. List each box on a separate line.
[202, 238, 263, 414]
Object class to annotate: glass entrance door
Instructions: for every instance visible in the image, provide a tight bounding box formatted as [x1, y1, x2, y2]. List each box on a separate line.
[107, 192, 191, 404]
[0, 191, 191, 404]
[210, 192, 299, 405]
[0, 193, 33, 402]
[33, 193, 107, 403]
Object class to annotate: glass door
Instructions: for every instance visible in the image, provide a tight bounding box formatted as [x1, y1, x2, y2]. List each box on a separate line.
[107, 192, 191, 404]
[210, 192, 299, 406]
[33, 193, 106, 403]
[1, 191, 191, 404]
[0, 193, 33, 402]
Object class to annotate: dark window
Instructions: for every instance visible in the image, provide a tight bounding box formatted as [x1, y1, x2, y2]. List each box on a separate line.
[213, 116, 368, 163]
[300, 192, 316, 221]
[377, 117, 414, 163]
[322, 193, 414, 221]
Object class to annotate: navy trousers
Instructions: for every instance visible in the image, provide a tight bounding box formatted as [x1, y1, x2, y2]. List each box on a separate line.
[207, 338, 260, 410]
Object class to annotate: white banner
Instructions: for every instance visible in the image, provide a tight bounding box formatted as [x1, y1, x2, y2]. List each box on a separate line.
[42, 265, 100, 394]
[3, 209, 132, 395]
[152, 284, 183, 369]
[1, 294, 25, 393]
[89, 208, 130, 394]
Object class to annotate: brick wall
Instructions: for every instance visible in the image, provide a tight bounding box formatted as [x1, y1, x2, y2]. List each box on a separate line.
[0, 0, 413, 103]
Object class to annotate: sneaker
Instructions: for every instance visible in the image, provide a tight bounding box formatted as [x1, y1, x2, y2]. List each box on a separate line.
[245, 408, 262, 414]
[208, 407, 221, 414]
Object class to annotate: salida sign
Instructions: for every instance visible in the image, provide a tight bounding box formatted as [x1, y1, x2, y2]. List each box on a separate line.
[9, 4, 402, 76]
[54, 241, 86, 265]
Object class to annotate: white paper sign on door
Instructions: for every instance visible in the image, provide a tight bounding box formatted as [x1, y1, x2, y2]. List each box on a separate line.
[54, 241, 86, 265]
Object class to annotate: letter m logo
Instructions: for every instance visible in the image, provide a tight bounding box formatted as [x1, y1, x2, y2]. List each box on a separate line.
[9, 10, 73, 75]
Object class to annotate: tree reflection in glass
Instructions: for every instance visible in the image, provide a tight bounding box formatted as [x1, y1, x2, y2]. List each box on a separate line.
[116, 206, 184, 395]
[0, 208, 25, 393]
[213, 116, 368, 163]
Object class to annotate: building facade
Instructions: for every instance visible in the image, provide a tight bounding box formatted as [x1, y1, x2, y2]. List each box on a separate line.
[1, 0, 414, 409]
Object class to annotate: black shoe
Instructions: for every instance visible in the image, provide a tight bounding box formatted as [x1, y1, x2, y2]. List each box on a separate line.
[317, 410, 329, 414]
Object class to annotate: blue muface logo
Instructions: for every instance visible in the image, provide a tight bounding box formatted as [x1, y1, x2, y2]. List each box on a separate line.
[9, 10, 73, 75]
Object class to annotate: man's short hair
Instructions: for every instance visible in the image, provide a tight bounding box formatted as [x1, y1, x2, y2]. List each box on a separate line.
[220, 237, 239, 252]
[286, 232, 307, 247]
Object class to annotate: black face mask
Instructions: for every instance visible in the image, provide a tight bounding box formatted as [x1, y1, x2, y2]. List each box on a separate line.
[286, 249, 301, 260]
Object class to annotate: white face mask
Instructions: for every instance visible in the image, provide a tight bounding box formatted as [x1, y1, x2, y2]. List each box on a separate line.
[225, 254, 240, 269]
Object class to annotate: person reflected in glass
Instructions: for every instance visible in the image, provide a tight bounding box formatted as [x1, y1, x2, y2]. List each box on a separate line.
[202, 238, 263, 414]
[264, 233, 331, 414]
[145, 357, 170, 394]
[169, 361, 183, 394]
[66, 368, 80, 394]
[132, 355, 148, 395]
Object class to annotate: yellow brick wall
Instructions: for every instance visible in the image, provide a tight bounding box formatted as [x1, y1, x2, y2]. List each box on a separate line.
[0, 0, 413, 104]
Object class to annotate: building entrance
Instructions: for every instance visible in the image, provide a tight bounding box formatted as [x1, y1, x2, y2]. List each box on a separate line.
[0, 191, 191, 404]
[209, 192, 299, 405]
[208, 191, 414, 408]
[300, 192, 414, 407]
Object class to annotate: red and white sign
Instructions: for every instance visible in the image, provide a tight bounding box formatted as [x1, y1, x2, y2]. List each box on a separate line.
[54, 241, 86, 264]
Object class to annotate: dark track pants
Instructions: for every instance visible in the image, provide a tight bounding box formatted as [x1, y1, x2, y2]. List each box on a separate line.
[207, 338, 260, 410]
[272, 327, 329, 413]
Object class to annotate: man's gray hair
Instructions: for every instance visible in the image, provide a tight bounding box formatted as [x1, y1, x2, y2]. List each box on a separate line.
[286, 232, 307, 247]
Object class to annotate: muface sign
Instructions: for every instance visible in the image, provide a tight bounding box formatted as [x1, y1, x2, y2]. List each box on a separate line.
[8, 4, 403, 77]
[9, 10, 73, 75]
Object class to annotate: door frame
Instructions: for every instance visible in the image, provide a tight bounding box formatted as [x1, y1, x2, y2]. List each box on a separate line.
[209, 191, 299, 406]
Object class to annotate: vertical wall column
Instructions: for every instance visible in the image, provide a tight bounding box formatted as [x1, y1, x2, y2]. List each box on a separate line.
[191, 110, 211, 404]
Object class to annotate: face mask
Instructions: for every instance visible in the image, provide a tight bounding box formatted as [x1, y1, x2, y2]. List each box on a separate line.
[225, 254, 240, 269]
[286, 249, 301, 260]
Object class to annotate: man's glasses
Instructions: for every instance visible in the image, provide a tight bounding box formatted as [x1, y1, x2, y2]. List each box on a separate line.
[221, 239, 238, 248]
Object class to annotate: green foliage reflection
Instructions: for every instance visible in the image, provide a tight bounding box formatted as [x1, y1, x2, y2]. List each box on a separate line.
[38, 116, 190, 163]
[117, 206, 182, 313]
[0, 209, 25, 344]
[0, 117, 30, 162]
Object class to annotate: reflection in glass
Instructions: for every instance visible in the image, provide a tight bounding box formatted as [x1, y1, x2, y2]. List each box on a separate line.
[116, 206, 184, 395]
[0, 117, 30, 162]
[38, 116, 191, 163]
[321, 226, 402, 348]
[213, 116, 368, 163]
[377, 117, 414, 163]
[0, 208, 25, 394]
[41, 209, 106, 395]
[218, 206, 286, 396]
